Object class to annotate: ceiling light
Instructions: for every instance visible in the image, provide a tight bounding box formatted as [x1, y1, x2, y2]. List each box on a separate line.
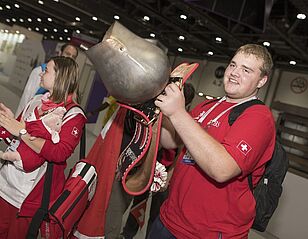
[44, 28, 48, 32]
[51, 35, 54, 39]
[150, 33, 155, 38]
[0, 7, 3, 10]
[92, 16, 98, 21]
[6, 19, 10, 22]
[54, 28, 57, 32]
[27, 18, 32, 22]
[16, 30, 20, 34]
[289, 60, 296, 65]
[178, 35, 185, 41]
[59, 36, 63, 40]
[76, 29, 80, 34]
[38, 0, 44, 5]
[67, 37, 71, 41]
[75, 17, 81, 21]
[19, 18, 24, 22]
[47, 18, 52, 22]
[198, 92, 204, 97]
[37, 18, 42, 22]
[53, 0, 59, 2]
[5, 30, 9, 33]
[207, 51, 214, 56]
[143, 16, 150, 21]
[12, 18, 16, 22]
[177, 47, 183, 52]
[89, 30, 94, 34]
[64, 29, 68, 33]
[14, 4, 20, 8]
[114, 15, 120, 20]
[180, 14, 187, 20]
[18, 33, 25, 42]
[6, 5, 11, 9]
[205, 95, 214, 100]
[35, 27, 40, 31]
[215, 37, 222, 42]
[297, 13, 306, 20]
[263, 41, 270, 47]
[28, 27, 32, 31]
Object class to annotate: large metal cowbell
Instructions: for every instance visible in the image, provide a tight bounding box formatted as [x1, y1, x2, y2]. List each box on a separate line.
[86, 21, 171, 105]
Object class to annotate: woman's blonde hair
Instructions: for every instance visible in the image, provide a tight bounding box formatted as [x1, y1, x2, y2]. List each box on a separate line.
[49, 56, 80, 104]
[234, 44, 273, 77]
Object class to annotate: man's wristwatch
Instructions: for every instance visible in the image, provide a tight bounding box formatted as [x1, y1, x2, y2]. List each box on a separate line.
[19, 128, 27, 138]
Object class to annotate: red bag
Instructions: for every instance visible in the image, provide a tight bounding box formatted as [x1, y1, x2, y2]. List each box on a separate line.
[48, 161, 97, 238]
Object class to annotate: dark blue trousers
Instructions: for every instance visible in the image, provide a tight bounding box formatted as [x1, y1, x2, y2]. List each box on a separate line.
[147, 216, 176, 239]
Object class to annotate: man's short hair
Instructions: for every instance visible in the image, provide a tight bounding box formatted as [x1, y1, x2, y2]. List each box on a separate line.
[60, 43, 79, 58]
[234, 44, 273, 77]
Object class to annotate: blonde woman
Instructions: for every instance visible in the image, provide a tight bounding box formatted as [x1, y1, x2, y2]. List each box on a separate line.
[0, 56, 87, 238]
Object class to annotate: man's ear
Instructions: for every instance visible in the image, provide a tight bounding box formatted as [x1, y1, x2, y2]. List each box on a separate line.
[257, 75, 268, 88]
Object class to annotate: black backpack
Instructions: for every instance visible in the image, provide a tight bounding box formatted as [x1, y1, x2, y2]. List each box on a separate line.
[228, 99, 289, 232]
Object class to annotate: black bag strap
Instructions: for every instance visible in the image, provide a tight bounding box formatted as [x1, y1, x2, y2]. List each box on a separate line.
[26, 162, 54, 239]
[228, 99, 264, 191]
[63, 103, 87, 159]
[228, 99, 264, 126]
[80, 125, 86, 159]
[248, 174, 254, 191]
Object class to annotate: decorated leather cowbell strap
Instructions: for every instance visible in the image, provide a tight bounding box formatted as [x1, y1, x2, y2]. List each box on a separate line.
[117, 62, 199, 195]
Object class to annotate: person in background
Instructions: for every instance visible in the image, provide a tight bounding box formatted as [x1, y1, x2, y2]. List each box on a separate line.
[121, 83, 195, 239]
[15, 43, 78, 117]
[86, 95, 117, 126]
[0, 56, 86, 239]
[148, 44, 276, 239]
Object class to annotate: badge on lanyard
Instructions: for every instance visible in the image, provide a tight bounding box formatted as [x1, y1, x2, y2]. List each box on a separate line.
[182, 150, 195, 165]
[6, 139, 20, 152]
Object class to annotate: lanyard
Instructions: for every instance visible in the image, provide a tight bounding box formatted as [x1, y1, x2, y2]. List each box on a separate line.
[197, 96, 257, 125]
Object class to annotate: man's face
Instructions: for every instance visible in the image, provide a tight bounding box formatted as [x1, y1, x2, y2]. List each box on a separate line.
[223, 52, 267, 101]
[61, 45, 78, 60]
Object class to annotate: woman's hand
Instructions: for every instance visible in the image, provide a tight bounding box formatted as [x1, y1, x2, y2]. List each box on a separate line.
[0, 103, 14, 118]
[0, 111, 25, 137]
[0, 150, 19, 162]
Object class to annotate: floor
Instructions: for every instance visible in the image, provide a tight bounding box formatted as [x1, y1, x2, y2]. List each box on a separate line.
[0, 80, 278, 239]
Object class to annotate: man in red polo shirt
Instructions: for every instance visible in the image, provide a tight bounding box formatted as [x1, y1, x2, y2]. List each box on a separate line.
[149, 44, 276, 239]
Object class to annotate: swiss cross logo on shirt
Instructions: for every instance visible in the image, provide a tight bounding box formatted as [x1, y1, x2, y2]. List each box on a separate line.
[237, 140, 252, 155]
[71, 127, 79, 137]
